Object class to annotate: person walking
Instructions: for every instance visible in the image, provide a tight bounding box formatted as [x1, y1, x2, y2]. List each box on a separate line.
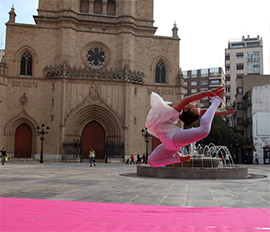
[130, 154, 135, 165]
[89, 147, 96, 167]
[1, 147, 7, 165]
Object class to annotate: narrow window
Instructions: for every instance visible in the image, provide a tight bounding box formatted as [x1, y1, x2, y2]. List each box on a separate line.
[107, 0, 116, 15]
[155, 61, 166, 83]
[80, 0, 89, 13]
[20, 52, 32, 76]
[94, 0, 102, 14]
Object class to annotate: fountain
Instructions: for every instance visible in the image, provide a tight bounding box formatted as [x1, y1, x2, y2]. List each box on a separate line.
[137, 143, 248, 179]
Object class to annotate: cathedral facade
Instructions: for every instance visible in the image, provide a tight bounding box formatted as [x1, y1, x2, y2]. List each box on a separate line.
[0, 0, 183, 162]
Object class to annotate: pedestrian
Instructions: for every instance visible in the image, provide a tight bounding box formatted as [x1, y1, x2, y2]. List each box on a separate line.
[142, 153, 146, 164]
[1, 147, 7, 165]
[89, 147, 96, 167]
[254, 153, 259, 164]
[136, 153, 141, 164]
[130, 154, 135, 165]
[146, 87, 235, 167]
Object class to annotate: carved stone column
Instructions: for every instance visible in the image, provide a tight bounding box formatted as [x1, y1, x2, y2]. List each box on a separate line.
[89, 0, 94, 14]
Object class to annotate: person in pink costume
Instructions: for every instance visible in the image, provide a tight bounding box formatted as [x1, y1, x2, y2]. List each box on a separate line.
[146, 87, 235, 167]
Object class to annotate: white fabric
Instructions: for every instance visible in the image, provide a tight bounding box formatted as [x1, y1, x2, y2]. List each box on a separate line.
[145, 92, 180, 150]
[147, 95, 222, 167]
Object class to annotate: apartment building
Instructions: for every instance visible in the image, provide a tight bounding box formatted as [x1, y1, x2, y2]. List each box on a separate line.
[242, 75, 270, 164]
[182, 67, 226, 108]
[225, 35, 263, 107]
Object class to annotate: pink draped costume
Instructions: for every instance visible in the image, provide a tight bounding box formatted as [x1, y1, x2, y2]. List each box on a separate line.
[146, 92, 222, 167]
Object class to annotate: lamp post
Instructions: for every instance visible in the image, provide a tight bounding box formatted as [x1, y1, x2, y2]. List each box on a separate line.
[141, 128, 150, 163]
[36, 123, 50, 163]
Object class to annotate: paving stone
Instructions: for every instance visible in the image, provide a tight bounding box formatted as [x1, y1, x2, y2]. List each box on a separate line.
[0, 163, 269, 208]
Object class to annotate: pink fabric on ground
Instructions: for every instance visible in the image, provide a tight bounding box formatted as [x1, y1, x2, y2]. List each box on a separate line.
[0, 198, 269, 232]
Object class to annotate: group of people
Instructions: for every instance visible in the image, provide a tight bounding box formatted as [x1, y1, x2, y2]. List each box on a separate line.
[126, 153, 147, 165]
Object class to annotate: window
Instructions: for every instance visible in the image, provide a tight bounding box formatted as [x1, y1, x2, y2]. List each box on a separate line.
[184, 89, 188, 94]
[226, 98, 231, 104]
[200, 81, 208, 85]
[237, 87, 243, 95]
[225, 55, 230, 60]
[226, 86, 230, 92]
[226, 66, 230, 72]
[236, 53, 244, 60]
[86, 46, 106, 69]
[182, 71, 189, 79]
[210, 67, 219, 76]
[248, 63, 260, 73]
[237, 64, 244, 70]
[155, 61, 166, 83]
[107, 0, 116, 15]
[237, 75, 243, 79]
[200, 88, 208, 92]
[191, 81, 197, 86]
[191, 89, 197, 93]
[210, 80, 220, 84]
[226, 76, 230, 82]
[80, 0, 89, 13]
[200, 69, 208, 77]
[183, 82, 187, 86]
[94, 0, 102, 14]
[191, 70, 197, 78]
[248, 51, 260, 62]
[231, 43, 244, 48]
[20, 52, 32, 76]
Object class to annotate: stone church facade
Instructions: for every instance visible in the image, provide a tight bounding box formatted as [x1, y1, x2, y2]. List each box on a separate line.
[0, 0, 183, 162]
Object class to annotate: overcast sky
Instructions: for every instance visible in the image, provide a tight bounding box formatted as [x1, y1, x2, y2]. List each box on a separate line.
[1, 0, 269, 74]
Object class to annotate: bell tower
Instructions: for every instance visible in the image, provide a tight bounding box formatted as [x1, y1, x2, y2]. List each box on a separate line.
[35, 0, 156, 68]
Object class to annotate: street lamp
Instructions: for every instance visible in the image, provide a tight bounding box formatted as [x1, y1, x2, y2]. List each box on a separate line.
[141, 128, 151, 163]
[36, 123, 50, 163]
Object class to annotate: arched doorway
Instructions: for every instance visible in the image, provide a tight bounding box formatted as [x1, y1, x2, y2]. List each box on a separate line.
[81, 121, 105, 160]
[15, 123, 32, 158]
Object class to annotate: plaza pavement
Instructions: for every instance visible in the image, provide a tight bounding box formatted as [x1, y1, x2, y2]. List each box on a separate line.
[0, 162, 269, 208]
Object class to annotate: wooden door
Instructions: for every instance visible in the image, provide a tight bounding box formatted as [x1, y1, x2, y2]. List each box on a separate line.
[82, 121, 105, 160]
[15, 123, 32, 158]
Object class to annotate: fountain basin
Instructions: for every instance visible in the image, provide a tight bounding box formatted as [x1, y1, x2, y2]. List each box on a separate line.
[137, 165, 248, 179]
[168, 156, 221, 168]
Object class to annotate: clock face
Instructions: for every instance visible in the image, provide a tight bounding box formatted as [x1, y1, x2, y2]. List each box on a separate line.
[86, 47, 106, 69]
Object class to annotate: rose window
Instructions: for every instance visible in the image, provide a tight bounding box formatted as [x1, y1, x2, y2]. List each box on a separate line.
[86, 47, 106, 69]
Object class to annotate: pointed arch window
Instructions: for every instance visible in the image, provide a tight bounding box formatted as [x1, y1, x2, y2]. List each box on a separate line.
[155, 61, 166, 83]
[107, 0, 116, 15]
[80, 0, 89, 13]
[94, 0, 102, 14]
[20, 52, 32, 76]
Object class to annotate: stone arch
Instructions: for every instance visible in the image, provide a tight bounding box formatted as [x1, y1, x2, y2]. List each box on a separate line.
[14, 45, 37, 76]
[4, 112, 38, 156]
[65, 104, 122, 142]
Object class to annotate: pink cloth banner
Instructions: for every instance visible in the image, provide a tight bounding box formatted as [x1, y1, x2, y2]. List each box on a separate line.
[0, 198, 269, 231]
